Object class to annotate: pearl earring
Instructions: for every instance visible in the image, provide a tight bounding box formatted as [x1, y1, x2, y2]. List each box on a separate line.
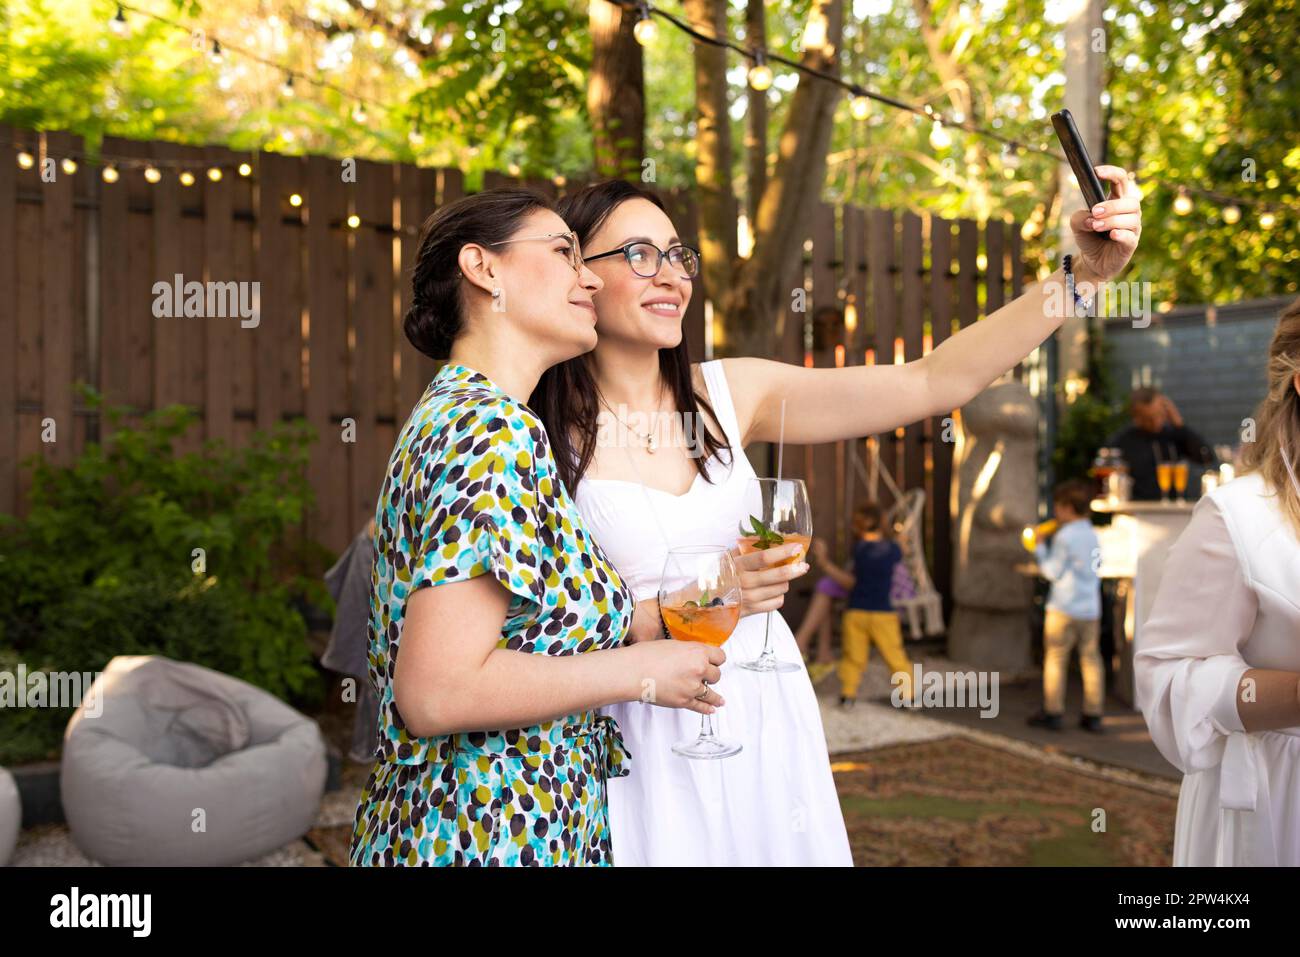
[491, 286, 502, 299]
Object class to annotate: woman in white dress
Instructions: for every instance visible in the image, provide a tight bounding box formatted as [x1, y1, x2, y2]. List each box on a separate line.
[530, 175, 1142, 865]
[1136, 296, 1300, 866]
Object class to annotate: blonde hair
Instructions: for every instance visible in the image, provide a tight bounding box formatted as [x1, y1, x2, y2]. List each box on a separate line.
[1240, 296, 1300, 538]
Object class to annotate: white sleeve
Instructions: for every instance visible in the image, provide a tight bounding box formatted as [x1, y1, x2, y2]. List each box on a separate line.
[1134, 495, 1257, 774]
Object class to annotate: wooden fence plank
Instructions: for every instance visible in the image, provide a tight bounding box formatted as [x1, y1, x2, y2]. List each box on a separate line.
[122, 138, 158, 429]
[986, 219, 1006, 315]
[151, 141, 186, 418]
[808, 202, 841, 555]
[97, 136, 132, 438]
[280, 157, 307, 421]
[901, 211, 925, 497]
[42, 131, 78, 467]
[0, 127, 16, 513]
[228, 157, 256, 438]
[869, 208, 898, 487]
[203, 146, 238, 446]
[255, 151, 293, 431]
[1010, 227, 1026, 381]
[957, 218, 979, 329]
[350, 159, 391, 535]
[177, 143, 209, 455]
[14, 129, 42, 508]
[70, 140, 92, 458]
[930, 215, 956, 607]
[305, 154, 354, 553]
[842, 205, 867, 361]
[397, 164, 439, 419]
[439, 168, 465, 206]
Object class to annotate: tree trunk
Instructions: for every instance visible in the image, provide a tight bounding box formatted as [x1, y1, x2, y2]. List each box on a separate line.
[724, 0, 844, 358]
[1057, 0, 1106, 395]
[744, 0, 768, 222]
[686, 0, 844, 359]
[683, 0, 738, 302]
[588, 0, 646, 180]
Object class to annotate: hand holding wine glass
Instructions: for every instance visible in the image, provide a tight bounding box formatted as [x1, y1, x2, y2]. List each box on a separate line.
[627, 638, 725, 714]
[730, 541, 809, 619]
[736, 477, 812, 673]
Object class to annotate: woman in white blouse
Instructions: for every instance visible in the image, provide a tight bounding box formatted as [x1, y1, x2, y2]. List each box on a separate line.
[1136, 295, 1300, 866]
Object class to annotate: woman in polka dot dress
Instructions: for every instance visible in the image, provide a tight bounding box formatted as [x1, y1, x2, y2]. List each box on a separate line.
[350, 189, 726, 866]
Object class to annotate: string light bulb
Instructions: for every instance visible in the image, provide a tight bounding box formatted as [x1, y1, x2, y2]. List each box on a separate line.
[101, 165, 119, 183]
[347, 214, 361, 229]
[929, 119, 951, 150]
[747, 52, 773, 92]
[352, 104, 368, 124]
[16, 151, 34, 170]
[633, 4, 657, 46]
[1260, 211, 1276, 230]
[179, 170, 196, 186]
[850, 94, 870, 120]
[1222, 204, 1240, 225]
[237, 162, 252, 177]
[207, 167, 223, 182]
[281, 74, 296, 98]
[1173, 189, 1193, 216]
[61, 158, 78, 175]
[144, 166, 162, 183]
[109, 5, 129, 37]
[288, 193, 303, 207]
[210, 39, 223, 65]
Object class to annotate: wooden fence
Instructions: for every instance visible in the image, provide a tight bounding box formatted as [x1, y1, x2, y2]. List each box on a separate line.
[0, 126, 1029, 608]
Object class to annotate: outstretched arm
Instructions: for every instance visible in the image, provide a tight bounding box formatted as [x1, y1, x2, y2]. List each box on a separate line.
[727, 166, 1143, 446]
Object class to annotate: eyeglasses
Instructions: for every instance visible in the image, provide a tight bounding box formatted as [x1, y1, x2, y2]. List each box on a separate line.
[485, 231, 584, 273]
[584, 241, 701, 280]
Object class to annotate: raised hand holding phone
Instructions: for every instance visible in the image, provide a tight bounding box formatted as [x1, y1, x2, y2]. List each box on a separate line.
[1050, 109, 1143, 287]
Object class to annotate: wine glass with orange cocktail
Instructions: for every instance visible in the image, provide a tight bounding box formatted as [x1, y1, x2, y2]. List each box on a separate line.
[659, 546, 743, 759]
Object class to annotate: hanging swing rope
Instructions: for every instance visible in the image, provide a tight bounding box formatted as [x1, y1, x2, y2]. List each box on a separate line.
[849, 439, 945, 639]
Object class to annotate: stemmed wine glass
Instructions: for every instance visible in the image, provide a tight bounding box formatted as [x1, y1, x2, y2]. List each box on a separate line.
[736, 477, 812, 673]
[659, 546, 743, 760]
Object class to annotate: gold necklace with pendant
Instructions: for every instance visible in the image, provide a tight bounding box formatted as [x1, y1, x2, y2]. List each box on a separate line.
[601, 398, 659, 454]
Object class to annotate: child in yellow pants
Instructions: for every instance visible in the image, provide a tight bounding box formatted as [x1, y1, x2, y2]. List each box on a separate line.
[838, 610, 914, 705]
[811, 502, 914, 708]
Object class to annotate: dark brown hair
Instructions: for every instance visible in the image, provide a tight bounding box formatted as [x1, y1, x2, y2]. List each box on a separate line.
[1053, 479, 1093, 517]
[1129, 386, 1162, 411]
[529, 179, 731, 493]
[852, 502, 885, 535]
[404, 187, 554, 360]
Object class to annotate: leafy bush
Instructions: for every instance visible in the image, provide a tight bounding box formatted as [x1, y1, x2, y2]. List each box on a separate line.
[1053, 391, 1128, 484]
[1052, 318, 1128, 483]
[0, 391, 333, 764]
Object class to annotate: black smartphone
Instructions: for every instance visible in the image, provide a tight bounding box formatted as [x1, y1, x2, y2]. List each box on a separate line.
[1050, 108, 1110, 239]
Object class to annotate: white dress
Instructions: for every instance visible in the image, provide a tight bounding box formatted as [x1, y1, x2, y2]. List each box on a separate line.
[574, 360, 854, 866]
[1135, 470, 1300, 866]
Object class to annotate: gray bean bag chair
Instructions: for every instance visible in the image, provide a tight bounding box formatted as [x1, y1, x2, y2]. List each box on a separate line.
[61, 655, 328, 866]
[0, 767, 19, 866]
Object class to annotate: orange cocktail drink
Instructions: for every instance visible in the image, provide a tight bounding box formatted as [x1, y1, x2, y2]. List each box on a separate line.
[662, 602, 741, 646]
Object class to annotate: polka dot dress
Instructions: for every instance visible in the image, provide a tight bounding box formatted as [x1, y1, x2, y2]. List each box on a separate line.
[349, 362, 635, 866]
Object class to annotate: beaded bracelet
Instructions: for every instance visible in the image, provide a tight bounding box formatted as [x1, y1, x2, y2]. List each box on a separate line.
[1062, 254, 1096, 317]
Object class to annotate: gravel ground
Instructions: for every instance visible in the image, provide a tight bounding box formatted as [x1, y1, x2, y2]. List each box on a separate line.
[8, 652, 1172, 865]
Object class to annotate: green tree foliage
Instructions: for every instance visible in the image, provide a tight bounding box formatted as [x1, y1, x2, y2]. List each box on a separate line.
[0, 0, 1293, 298]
